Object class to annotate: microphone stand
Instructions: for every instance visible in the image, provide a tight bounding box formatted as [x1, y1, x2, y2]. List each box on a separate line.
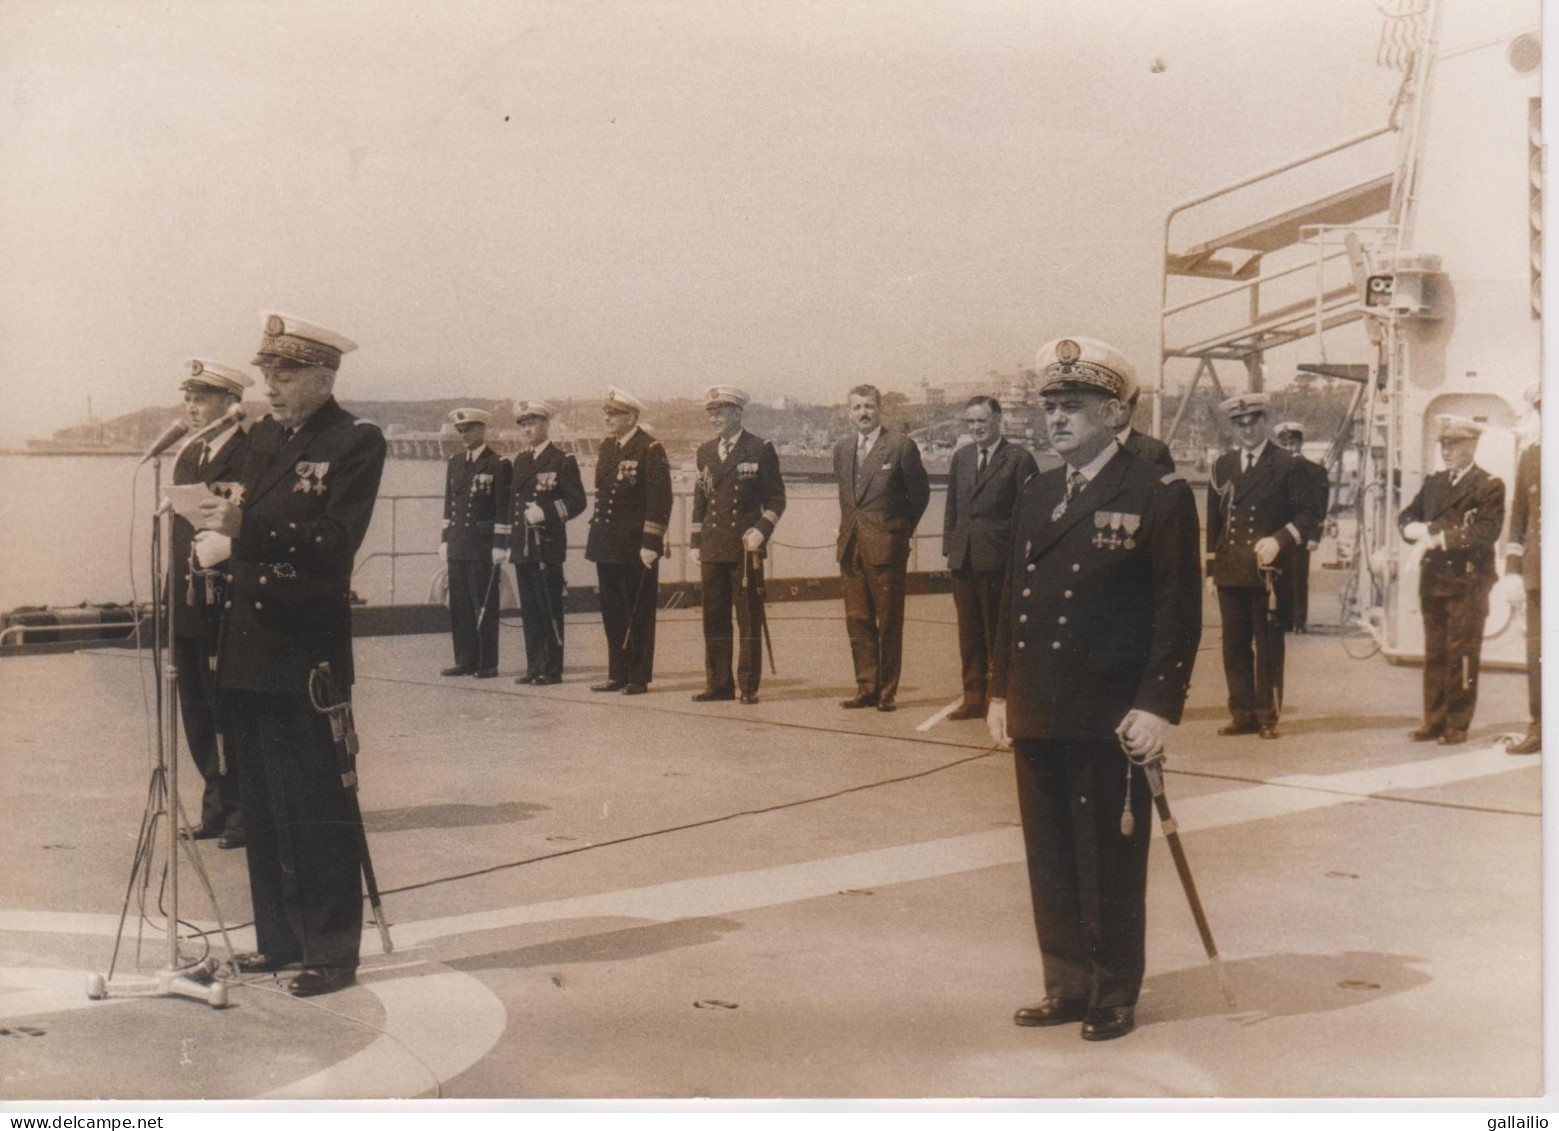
[88, 452, 235, 1009]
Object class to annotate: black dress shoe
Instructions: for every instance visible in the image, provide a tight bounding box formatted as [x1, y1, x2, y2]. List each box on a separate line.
[532, 675, 561, 686]
[1507, 732, 1541, 755]
[1437, 729, 1468, 745]
[189, 822, 224, 841]
[441, 666, 474, 677]
[474, 668, 498, 679]
[515, 674, 538, 685]
[217, 830, 246, 850]
[692, 690, 735, 702]
[287, 966, 357, 998]
[1258, 725, 1280, 740]
[233, 952, 300, 974]
[622, 683, 648, 696]
[1013, 998, 1087, 1027]
[876, 700, 897, 713]
[740, 693, 759, 705]
[1408, 724, 1443, 742]
[1217, 722, 1258, 736]
[591, 680, 626, 692]
[1081, 1005, 1135, 1041]
[840, 693, 879, 709]
[947, 703, 987, 721]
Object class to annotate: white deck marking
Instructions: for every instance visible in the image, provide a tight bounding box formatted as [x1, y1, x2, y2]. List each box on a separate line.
[915, 698, 964, 732]
[262, 969, 507, 1100]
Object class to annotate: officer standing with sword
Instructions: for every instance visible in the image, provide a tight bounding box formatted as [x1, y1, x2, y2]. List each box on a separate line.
[987, 336, 1205, 1041]
[689, 386, 786, 704]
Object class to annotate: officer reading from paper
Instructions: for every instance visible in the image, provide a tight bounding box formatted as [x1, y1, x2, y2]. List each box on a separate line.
[688, 385, 786, 705]
[171, 359, 252, 851]
[507, 400, 587, 686]
[987, 336, 1201, 1043]
[194, 312, 386, 998]
[1399, 414, 1505, 746]
[438, 408, 511, 679]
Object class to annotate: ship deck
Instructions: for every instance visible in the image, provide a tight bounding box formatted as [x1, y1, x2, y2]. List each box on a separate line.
[0, 573, 1543, 1102]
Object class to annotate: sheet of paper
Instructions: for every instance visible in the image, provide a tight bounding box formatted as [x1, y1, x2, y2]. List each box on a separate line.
[163, 483, 215, 524]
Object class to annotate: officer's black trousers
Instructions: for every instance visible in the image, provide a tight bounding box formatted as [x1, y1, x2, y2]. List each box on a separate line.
[1218, 584, 1287, 726]
[173, 633, 242, 833]
[1527, 589, 1542, 726]
[1013, 738, 1152, 1008]
[839, 543, 908, 703]
[516, 562, 565, 680]
[597, 560, 658, 686]
[229, 690, 363, 968]
[448, 557, 500, 672]
[700, 558, 763, 696]
[1421, 589, 1489, 733]
[951, 565, 1003, 706]
[1290, 545, 1311, 630]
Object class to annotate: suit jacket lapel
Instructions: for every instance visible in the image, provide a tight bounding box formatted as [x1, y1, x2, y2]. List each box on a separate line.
[711, 431, 744, 488]
[855, 431, 886, 502]
[971, 439, 1005, 495]
[1428, 466, 1477, 520]
[1232, 447, 1277, 503]
[1031, 448, 1132, 559]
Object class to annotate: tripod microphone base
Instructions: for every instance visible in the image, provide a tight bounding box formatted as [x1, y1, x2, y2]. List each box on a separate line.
[87, 957, 227, 1008]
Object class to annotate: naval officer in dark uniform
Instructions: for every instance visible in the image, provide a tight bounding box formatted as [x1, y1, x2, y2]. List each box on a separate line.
[171, 359, 252, 850]
[987, 336, 1202, 1042]
[688, 385, 787, 704]
[941, 395, 1037, 720]
[1502, 384, 1542, 755]
[1206, 393, 1322, 739]
[195, 312, 385, 998]
[585, 387, 673, 695]
[507, 400, 586, 685]
[1118, 387, 1176, 473]
[1399, 414, 1505, 746]
[1274, 421, 1330, 633]
[439, 408, 511, 679]
[834, 383, 931, 712]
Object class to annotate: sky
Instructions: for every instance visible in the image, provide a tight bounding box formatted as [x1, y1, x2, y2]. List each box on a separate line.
[0, 0, 1407, 444]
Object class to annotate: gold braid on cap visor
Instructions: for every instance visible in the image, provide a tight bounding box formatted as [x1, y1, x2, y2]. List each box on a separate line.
[254, 333, 342, 370]
[1041, 360, 1126, 398]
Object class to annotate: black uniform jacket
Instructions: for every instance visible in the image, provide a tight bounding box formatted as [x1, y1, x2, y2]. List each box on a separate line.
[1507, 444, 1541, 591]
[441, 446, 511, 560]
[1206, 444, 1322, 588]
[1296, 455, 1331, 540]
[219, 399, 387, 694]
[990, 449, 1202, 743]
[585, 427, 674, 563]
[171, 424, 250, 641]
[690, 430, 787, 563]
[834, 429, 931, 567]
[1398, 464, 1505, 598]
[508, 442, 587, 566]
[942, 437, 1038, 573]
[1122, 428, 1176, 473]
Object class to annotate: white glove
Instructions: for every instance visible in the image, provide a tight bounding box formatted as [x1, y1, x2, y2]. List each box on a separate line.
[491, 547, 507, 565]
[1501, 573, 1528, 607]
[524, 503, 544, 525]
[1402, 521, 1429, 544]
[742, 528, 765, 552]
[1254, 536, 1280, 566]
[438, 543, 448, 561]
[1115, 709, 1170, 759]
[689, 547, 701, 566]
[986, 699, 1011, 748]
[193, 531, 232, 568]
[1306, 541, 1319, 553]
[1204, 574, 1219, 596]
[639, 547, 659, 569]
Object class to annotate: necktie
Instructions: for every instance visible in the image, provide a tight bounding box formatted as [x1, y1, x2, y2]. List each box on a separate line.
[720, 439, 731, 463]
[857, 435, 870, 466]
[1052, 469, 1084, 521]
[977, 447, 988, 476]
[1243, 452, 1253, 473]
[195, 439, 210, 472]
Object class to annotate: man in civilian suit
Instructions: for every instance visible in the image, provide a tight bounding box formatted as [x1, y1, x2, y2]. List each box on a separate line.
[1206, 394, 1322, 740]
[585, 387, 673, 695]
[1502, 384, 1542, 755]
[689, 385, 787, 705]
[834, 384, 931, 712]
[1117, 388, 1175, 473]
[987, 335, 1202, 1042]
[1399, 414, 1505, 746]
[171, 359, 252, 850]
[942, 395, 1036, 720]
[507, 400, 586, 686]
[439, 408, 511, 679]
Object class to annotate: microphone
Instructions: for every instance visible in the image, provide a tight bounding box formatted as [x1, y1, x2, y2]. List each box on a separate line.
[138, 419, 190, 464]
[190, 402, 246, 442]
